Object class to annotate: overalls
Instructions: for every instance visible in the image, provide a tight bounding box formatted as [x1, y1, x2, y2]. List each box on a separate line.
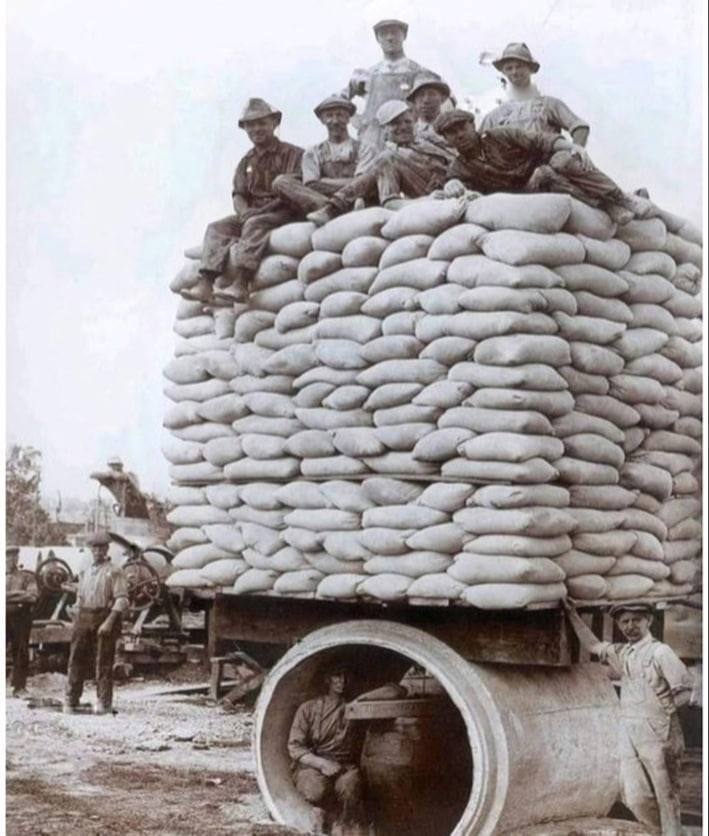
[618, 652, 685, 835]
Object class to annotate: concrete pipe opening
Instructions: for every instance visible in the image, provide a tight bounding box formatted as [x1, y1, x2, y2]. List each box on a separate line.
[254, 620, 620, 835]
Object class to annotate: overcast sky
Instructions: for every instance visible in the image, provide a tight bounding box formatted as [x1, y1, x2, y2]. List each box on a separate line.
[5, 0, 706, 502]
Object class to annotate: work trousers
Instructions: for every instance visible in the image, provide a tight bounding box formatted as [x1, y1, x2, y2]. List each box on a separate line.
[6, 606, 33, 691]
[619, 714, 685, 836]
[200, 206, 296, 279]
[294, 764, 365, 826]
[332, 149, 437, 209]
[528, 149, 625, 208]
[65, 609, 121, 708]
[272, 175, 340, 214]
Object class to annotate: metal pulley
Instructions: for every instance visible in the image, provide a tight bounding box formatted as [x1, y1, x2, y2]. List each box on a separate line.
[122, 557, 162, 612]
[35, 556, 74, 594]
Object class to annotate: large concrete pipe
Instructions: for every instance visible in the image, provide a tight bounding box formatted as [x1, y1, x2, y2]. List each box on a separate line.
[254, 620, 620, 835]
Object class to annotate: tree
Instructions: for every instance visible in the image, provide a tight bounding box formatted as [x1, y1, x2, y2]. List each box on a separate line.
[5, 444, 68, 546]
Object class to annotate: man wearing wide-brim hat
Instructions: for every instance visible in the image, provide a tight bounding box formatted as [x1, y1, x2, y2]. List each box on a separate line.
[6, 544, 38, 697]
[565, 601, 692, 835]
[407, 72, 456, 160]
[272, 95, 363, 216]
[307, 99, 449, 226]
[63, 530, 130, 714]
[479, 42, 589, 147]
[194, 98, 303, 303]
[341, 18, 439, 174]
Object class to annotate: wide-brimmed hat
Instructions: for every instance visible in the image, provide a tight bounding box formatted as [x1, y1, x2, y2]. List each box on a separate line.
[373, 18, 408, 35]
[407, 73, 451, 101]
[376, 99, 411, 126]
[87, 530, 111, 547]
[434, 108, 475, 134]
[492, 42, 540, 73]
[314, 95, 357, 119]
[609, 603, 654, 619]
[238, 98, 282, 128]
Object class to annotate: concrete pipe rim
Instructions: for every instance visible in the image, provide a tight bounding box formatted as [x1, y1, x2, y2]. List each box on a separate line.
[253, 619, 510, 836]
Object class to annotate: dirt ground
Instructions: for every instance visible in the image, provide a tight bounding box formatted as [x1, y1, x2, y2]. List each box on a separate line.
[5, 670, 703, 836]
[5, 671, 299, 835]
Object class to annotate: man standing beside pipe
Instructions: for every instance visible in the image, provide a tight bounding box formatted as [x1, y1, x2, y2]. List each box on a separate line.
[288, 665, 368, 835]
[566, 602, 693, 836]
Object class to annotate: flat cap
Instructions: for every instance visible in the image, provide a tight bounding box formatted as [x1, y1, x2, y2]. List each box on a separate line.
[314, 95, 357, 118]
[373, 19, 408, 35]
[238, 98, 282, 128]
[87, 530, 111, 547]
[492, 42, 540, 73]
[376, 99, 411, 126]
[609, 603, 654, 618]
[434, 108, 475, 134]
[407, 73, 451, 100]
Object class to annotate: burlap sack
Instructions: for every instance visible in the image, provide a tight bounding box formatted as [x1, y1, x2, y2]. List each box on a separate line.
[379, 234, 435, 269]
[381, 310, 425, 336]
[427, 224, 485, 261]
[566, 575, 608, 600]
[564, 198, 616, 240]
[312, 207, 392, 252]
[416, 482, 476, 512]
[474, 335, 571, 366]
[449, 554, 565, 585]
[452, 362, 567, 391]
[454, 507, 576, 537]
[268, 222, 315, 258]
[361, 287, 419, 318]
[472, 484, 570, 509]
[167, 527, 209, 552]
[458, 433, 564, 463]
[577, 235, 631, 270]
[416, 284, 465, 315]
[448, 256, 562, 289]
[305, 267, 378, 303]
[380, 198, 464, 239]
[440, 407, 554, 435]
[365, 383, 424, 411]
[555, 457, 619, 485]
[462, 534, 572, 557]
[556, 264, 629, 296]
[555, 552, 616, 577]
[466, 192, 572, 233]
[341, 235, 389, 268]
[560, 366, 610, 396]
[480, 230, 585, 266]
[459, 582, 566, 609]
[420, 337, 477, 366]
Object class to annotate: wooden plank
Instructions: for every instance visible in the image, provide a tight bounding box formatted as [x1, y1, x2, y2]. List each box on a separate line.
[345, 698, 440, 720]
[212, 593, 574, 666]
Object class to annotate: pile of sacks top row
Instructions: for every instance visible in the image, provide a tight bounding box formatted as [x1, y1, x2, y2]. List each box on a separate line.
[163, 192, 703, 610]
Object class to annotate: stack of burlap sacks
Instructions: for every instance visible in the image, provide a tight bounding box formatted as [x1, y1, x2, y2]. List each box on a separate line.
[163, 193, 703, 609]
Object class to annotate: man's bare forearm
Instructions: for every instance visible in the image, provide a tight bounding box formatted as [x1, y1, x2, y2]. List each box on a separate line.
[565, 604, 604, 654]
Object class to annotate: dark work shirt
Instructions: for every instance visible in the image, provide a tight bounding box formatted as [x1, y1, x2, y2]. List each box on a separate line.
[288, 695, 356, 764]
[448, 127, 557, 193]
[232, 139, 304, 206]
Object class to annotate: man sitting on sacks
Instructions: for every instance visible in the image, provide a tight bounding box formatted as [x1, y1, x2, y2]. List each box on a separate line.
[407, 72, 456, 161]
[192, 98, 303, 303]
[307, 100, 450, 226]
[433, 108, 653, 225]
[342, 18, 438, 174]
[288, 665, 369, 835]
[479, 42, 590, 146]
[271, 95, 361, 216]
[566, 602, 693, 836]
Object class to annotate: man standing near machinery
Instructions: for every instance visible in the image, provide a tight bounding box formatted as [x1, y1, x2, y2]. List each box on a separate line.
[343, 19, 436, 173]
[566, 602, 693, 836]
[6, 544, 38, 698]
[63, 530, 129, 715]
[288, 665, 368, 835]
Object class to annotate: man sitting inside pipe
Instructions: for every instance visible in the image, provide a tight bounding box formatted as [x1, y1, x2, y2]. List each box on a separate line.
[407, 72, 456, 161]
[566, 602, 693, 836]
[193, 98, 303, 303]
[288, 665, 368, 835]
[272, 95, 361, 216]
[434, 108, 653, 225]
[307, 100, 450, 226]
[480, 42, 590, 146]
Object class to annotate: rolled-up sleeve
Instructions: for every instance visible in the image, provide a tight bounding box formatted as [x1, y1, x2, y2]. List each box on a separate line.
[111, 569, 130, 614]
[301, 146, 322, 184]
[596, 641, 624, 677]
[288, 703, 313, 762]
[232, 158, 249, 200]
[655, 645, 693, 698]
[546, 96, 589, 136]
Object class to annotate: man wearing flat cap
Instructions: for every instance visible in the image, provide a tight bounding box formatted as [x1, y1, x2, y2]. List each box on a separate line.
[272, 95, 361, 215]
[307, 99, 449, 226]
[408, 73, 456, 161]
[342, 19, 438, 174]
[194, 98, 303, 302]
[6, 545, 38, 697]
[434, 109, 651, 224]
[566, 602, 692, 835]
[63, 530, 129, 714]
[288, 664, 368, 835]
[480, 43, 590, 146]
